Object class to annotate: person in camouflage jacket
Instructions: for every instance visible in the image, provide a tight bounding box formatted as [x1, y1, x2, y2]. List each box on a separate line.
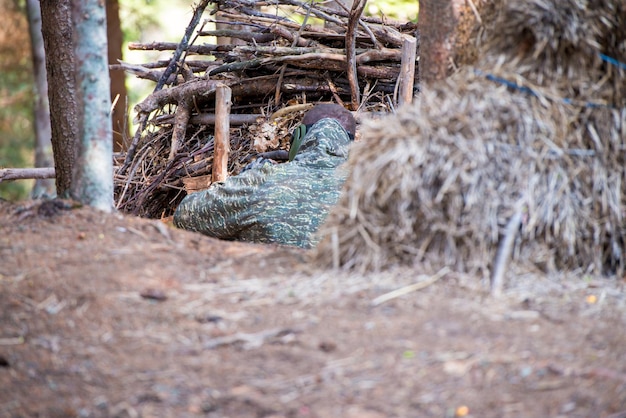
[173, 104, 356, 248]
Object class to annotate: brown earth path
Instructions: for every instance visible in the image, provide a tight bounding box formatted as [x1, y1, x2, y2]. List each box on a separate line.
[1, 200, 625, 418]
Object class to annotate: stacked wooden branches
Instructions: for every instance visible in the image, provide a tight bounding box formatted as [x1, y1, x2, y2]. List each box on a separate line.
[114, 0, 418, 218]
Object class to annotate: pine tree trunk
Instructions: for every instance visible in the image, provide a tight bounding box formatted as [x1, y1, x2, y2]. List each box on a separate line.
[40, 0, 78, 197]
[26, 0, 55, 198]
[40, 0, 113, 210]
[71, 0, 113, 212]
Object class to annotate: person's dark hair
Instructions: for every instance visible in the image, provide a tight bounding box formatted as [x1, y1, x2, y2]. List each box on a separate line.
[302, 103, 356, 139]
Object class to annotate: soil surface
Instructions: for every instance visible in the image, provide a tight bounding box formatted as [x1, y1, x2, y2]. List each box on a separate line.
[1, 199, 626, 418]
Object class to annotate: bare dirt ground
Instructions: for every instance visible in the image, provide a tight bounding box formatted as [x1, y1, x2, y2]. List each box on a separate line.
[1, 199, 626, 418]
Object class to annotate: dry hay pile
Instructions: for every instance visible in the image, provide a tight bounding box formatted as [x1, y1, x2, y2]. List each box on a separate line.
[113, 0, 418, 218]
[314, 0, 626, 277]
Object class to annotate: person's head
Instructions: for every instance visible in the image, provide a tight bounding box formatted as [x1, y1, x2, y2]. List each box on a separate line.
[302, 103, 356, 139]
[288, 103, 356, 161]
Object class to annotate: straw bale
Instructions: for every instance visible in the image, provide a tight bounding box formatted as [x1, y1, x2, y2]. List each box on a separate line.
[453, 0, 499, 67]
[313, 0, 626, 276]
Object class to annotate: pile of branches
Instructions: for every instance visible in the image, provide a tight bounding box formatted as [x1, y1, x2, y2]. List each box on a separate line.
[314, 0, 626, 278]
[114, 0, 418, 218]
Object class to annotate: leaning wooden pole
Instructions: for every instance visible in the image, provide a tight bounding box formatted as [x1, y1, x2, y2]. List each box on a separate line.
[212, 84, 232, 183]
[398, 35, 417, 106]
[346, 0, 368, 109]
[26, 0, 55, 197]
[154, 0, 210, 92]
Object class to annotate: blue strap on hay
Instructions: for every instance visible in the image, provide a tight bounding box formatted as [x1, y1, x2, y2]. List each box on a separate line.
[477, 54, 625, 109]
[599, 53, 626, 71]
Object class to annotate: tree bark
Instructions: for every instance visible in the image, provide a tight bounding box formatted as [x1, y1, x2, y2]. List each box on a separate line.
[419, 0, 455, 84]
[71, 0, 113, 212]
[26, 0, 55, 197]
[40, 0, 78, 197]
[419, 0, 480, 84]
[106, 0, 129, 152]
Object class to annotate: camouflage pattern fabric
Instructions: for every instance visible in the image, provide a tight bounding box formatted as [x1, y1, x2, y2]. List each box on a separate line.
[173, 118, 352, 248]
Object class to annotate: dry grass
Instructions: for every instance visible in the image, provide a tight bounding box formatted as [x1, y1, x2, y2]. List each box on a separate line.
[314, 0, 626, 277]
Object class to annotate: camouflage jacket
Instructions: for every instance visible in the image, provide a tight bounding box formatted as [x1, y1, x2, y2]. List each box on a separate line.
[173, 118, 352, 248]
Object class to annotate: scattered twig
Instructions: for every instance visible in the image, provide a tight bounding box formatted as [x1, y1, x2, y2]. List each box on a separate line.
[269, 103, 315, 121]
[371, 266, 451, 306]
[140, 288, 168, 301]
[203, 327, 300, 349]
[0, 337, 25, 346]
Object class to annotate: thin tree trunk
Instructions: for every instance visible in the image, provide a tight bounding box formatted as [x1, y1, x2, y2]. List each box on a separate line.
[40, 0, 78, 197]
[26, 0, 55, 197]
[106, 0, 129, 152]
[419, 0, 478, 84]
[419, 0, 456, 83]
[71, 0, 113, 211]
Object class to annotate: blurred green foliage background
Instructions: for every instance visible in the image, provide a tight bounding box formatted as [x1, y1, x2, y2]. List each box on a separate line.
[0, 0, 417, 201]
[0, 0, 34, 200]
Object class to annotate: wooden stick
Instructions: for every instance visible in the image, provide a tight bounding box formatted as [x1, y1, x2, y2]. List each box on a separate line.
[269, 103, 315, 121]
[491, 207, 524, 297]
[134, 79, 219, 115]
[398, 35, 417, 106]
[346, 0, 367, 110]
[168, 99, 191, 160]
[212, 84, 232, 183]
[203, 327, 299, 349]
[272, 0, 408, 27]
[154, 0, 210, 92]
[128, 41, 227, 54]
[371, 267, 450, 306]
[155, 113, 260, 126]
[0, 167, 55, 182]
[198, 29, 278, 44]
